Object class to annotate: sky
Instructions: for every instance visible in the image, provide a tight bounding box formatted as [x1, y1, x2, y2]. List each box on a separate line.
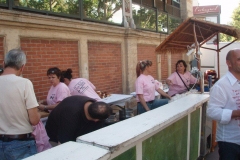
[196, 0, 240, 24]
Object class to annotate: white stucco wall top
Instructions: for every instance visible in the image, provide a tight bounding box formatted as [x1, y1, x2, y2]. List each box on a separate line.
[24, 141, 110, 160]
[77, 93, 209, 152]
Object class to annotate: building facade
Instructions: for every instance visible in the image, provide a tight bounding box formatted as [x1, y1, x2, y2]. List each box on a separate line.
[0, 0, 193, 100]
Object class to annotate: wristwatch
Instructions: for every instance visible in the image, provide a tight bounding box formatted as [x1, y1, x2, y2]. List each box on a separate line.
[44, 105, 48, 111]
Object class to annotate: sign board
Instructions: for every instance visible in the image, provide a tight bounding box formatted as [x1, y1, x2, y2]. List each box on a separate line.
[193, 5, 221, 15]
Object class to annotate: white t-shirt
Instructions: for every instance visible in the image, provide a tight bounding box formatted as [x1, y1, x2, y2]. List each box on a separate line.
[0, 74, 38, 134]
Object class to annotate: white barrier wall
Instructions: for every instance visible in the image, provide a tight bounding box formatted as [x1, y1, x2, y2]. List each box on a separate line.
[25, 93, 209, 160]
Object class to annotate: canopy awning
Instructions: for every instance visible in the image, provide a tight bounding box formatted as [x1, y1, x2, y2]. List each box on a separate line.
[155, 17, 240, 54]
[155, 17, 240, 93]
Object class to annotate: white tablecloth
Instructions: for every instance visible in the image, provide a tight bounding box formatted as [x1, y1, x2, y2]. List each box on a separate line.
[100, 94, 133, 106]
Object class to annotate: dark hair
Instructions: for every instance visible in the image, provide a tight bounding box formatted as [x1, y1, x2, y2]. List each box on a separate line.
[176, 60, 187, 72]
[88, 102, 112, 120]
[61, 68, 73, 82]
[0, 65, 3, 75]
[136, 60, 152, 77]
[47, 67, 62, 78]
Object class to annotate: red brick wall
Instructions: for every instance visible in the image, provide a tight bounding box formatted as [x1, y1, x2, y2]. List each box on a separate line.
[20, 38, 79, 100]
[161, 53, 168, 80]
[171, 53, 183, 73]
[88, 41, 122, 94]
[0, 37, 4, 67]
[137, 44, 157, 79]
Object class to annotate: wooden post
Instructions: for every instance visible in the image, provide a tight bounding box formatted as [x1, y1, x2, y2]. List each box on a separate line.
[216, 33, 220, 79]
[193, 22, 203, 93]
[211, 120, 217, 152]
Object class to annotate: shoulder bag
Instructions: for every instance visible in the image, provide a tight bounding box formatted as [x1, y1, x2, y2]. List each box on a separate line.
[176, 71, 189, 91]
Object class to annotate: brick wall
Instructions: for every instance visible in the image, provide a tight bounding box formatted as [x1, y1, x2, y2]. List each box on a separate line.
[171, 53, 183, 73]
[161, 53, 168, 80]
[88, 41, 122, 94]
[0, 37, 4, 67]
[137, 44, 157, 79]
[20, 38, 79, 100]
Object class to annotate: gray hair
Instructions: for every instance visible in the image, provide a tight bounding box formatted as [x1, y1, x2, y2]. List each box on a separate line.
[4, 49, 26, 70]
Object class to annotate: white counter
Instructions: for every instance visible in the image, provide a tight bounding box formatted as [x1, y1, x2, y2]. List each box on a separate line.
[77, 93, 209, 152]
[24, 141, 110, 160]
[25, 93, 210, 160]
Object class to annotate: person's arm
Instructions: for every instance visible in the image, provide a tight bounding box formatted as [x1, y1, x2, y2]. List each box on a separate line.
[166, 73, 175, 86]
[166, 79, 173, 86]
[156, 88, 171, 99]
[28, 107, 40, 125]
[38, 103, 59, 111]
[189, 73, 199, 84]
[24, 80, 40, 125]
[231, 110, 240, 118]
[39, 100, 47, 105]
[137, 94, 150, 111]
[207, 85, 232, 124]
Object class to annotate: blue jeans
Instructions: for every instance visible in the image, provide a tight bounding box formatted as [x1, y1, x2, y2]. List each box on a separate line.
[137, 99, 168, 114]
[0, 140, 37, 160]
[218, 141, 240, 160]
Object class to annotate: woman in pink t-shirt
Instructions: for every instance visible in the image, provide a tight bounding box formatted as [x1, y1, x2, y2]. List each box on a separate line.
[61, 68, 101, 101]
[38, 67, 70, 111]
[135, 60, 171, 114]
[166, 60, 197, 97]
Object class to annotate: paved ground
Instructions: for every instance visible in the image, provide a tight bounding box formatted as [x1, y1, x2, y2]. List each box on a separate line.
[205, 146, 219, 160]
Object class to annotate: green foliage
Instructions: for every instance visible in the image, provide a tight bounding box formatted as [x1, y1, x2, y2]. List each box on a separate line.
[0, 0, 6, 4]
[132, 4, 156, 31]
[83, 0, 122, 22]
[232, 4, 240, 29]
[14, 0, 122, 20]
[158, 12, 168, 33]
[220, 3, 240, 42]
[168, 16, 181, 33]
[132, 3, 181, 32]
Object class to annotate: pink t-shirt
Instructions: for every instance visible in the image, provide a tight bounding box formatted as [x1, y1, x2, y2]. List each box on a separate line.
[47, 82, 70, 105]
[68, 78, 101, 101]
[167, 71, 197, 96]
[135, 74, 159, 102]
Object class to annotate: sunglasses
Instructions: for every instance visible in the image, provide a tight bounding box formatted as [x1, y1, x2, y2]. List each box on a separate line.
[47, 70, 57, 75]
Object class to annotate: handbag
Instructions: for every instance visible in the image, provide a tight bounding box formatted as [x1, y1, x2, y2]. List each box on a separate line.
[176, 72, 189, 91]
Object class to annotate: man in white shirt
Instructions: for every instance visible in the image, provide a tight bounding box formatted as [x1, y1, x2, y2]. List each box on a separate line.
[207, 48, 240, 159]
[0, 49, 40, 159]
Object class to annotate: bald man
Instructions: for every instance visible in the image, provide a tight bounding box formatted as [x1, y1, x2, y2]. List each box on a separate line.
[207, 49, 240, 159]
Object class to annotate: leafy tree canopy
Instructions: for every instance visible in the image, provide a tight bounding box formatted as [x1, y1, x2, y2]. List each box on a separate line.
[220, 3, 240, 42]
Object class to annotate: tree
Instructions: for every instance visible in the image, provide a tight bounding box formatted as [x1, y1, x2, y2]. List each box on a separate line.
[15, 0, 122, 20]
[220, 3, 240, 42]
[132, 5, 156, 31]
[0, 0, 6, 4]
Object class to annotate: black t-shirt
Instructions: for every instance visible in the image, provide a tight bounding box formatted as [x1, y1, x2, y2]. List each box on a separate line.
[46, 95, 104, 143]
